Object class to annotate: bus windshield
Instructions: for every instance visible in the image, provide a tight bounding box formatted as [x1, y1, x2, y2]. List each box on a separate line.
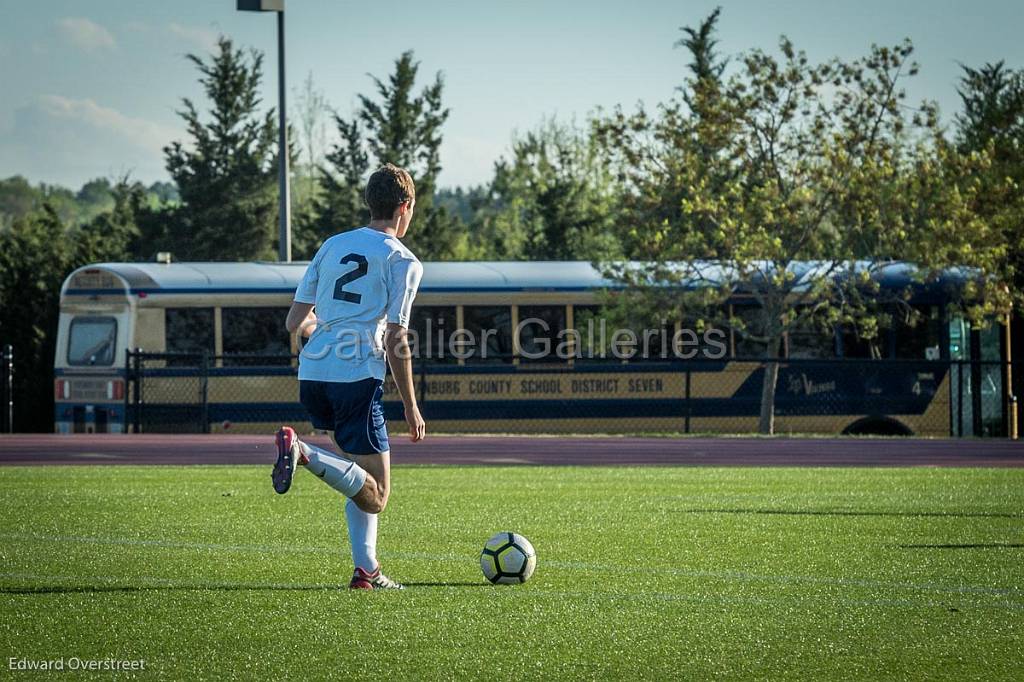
[68, 317, 117, 366]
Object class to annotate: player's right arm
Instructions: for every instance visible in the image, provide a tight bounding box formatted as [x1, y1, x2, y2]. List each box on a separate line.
[287, 243, 327, 337]
[385, 323, 425, 442]
[285, 302, 315, 335]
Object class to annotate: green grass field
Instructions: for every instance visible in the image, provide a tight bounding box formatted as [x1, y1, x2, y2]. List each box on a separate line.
[1, 464, 1021, 680]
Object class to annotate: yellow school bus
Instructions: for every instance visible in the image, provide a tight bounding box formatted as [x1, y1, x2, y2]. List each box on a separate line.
[55, 261, 1012, 436]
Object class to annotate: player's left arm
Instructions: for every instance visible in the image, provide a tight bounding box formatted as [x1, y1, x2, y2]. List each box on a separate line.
[384, 255, 425, 442]
[385, 323, 425, 442]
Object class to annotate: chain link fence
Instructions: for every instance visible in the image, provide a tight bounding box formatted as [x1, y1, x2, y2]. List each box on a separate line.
[124, 351, 1019, 438]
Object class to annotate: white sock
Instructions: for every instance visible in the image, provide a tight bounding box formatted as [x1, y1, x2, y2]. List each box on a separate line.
[299, 440, 367, 498]
[345, 498, 378, 573]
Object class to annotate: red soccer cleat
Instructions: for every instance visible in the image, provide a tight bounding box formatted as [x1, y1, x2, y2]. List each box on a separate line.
[271, 426, 306, 494]
[350, 566, 404, 590]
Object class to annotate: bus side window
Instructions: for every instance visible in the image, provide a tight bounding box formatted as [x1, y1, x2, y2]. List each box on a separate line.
[841, 328, 884, 359]
[732, 305, 768, 358]
[786, 314, 837, 359]
[166, 308, 214, 365]
[518, 305, 566, 363]
[462, 306, 513, 363]
[572, 305, 605, 362]
[893, 306, 942, 359]
[410, 306, 458, 364]
[222, 307, 291, 366]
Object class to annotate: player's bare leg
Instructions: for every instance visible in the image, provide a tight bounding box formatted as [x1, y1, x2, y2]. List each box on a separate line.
[272, 430, 401, 588]
[331, 442, 401, 589]
[347, 448, 391, 514]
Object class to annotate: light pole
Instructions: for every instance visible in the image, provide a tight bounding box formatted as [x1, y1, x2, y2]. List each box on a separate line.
[237, 0, 290, 262]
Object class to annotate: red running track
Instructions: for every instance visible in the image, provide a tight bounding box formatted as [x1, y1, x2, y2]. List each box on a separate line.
[0, 434, 1022, 467]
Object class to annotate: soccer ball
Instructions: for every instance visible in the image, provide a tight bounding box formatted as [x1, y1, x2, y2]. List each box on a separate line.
[480, 531, 536, 584]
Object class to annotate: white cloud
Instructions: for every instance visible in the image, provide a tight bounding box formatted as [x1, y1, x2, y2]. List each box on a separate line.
[57, 17, 116, 52]
[0, 96, 180, 187]
[36, 95, 178, 157]
[168, 22, 219, 53]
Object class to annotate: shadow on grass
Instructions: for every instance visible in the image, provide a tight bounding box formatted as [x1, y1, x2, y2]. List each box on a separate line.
[677, 508, 1023, 519]
[898, 543, 1024, 549]
[0, 581, 488, 595]
[402, 581, 489, 587]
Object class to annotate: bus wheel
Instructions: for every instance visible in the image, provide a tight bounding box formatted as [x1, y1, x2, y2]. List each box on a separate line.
[842, 417, 913, 437]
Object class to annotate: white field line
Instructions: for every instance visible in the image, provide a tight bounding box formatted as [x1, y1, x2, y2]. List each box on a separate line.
[1, 531, 1021, 600]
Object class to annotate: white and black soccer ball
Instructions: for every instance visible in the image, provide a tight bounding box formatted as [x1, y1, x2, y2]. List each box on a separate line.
[480, 531, 536, 584]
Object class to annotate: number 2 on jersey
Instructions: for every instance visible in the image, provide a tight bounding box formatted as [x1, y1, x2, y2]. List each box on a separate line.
[333, 253, 368, 303]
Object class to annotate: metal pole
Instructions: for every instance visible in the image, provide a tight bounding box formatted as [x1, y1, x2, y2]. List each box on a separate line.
[277, 9, 291, 262]
[3, 344, 12, 433]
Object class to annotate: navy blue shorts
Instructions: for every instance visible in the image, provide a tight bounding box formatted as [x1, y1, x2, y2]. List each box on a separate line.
[299, 378, 390, 456]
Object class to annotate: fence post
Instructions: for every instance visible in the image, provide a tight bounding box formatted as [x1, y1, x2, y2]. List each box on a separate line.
[123, 348, 131, 434]
[1010, 394, 1019, 440]
[956, 361, 964, 437]
[3, 344, 12, 434]
[133, 348, 143, 434]
[200, 352, 210, 433]
[683, 366, 691, 435]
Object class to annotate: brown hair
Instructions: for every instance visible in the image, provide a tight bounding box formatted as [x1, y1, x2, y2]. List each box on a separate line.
[364, 163, 415, 220]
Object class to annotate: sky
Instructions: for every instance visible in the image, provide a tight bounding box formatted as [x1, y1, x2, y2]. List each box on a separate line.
[1, 0, 1022, 190]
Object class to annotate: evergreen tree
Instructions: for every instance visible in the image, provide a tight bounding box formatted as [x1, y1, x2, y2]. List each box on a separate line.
[314, 51, 464, 259]
[956, 61, 1024, 160]
[300, 115, 369, 256]
[164, 37, 278, 261]
[954, 61, 1024, 303]
[595, 8, 731, 255]
[0, 205, 74, 431]
[473, 120, 622, 261]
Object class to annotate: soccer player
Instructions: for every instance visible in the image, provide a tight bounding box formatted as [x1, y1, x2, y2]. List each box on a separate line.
[271, 163, 426, 590]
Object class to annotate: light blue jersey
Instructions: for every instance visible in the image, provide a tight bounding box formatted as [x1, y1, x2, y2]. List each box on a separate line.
[295, 227, 422, 383]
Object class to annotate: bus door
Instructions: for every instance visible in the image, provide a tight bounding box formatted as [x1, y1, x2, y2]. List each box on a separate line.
[950, 317, 1005, 436]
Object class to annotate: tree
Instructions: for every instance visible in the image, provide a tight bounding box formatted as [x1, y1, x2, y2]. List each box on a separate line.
[146, 181, 180, 206]
[954, 61, 1024, 306]
[0, 176, 39, 230]
[163, 36, 279, 261]
[75, 178, 115, 219]
[301, 115, 370, 257]
[74, 179, 145, 263]
[313, 51, 465, 259]
[956, 61, 1024, 160]
[603, 26, 1013, 433]
[291, 71, 331, 243]
[0, 205, 74, 431]
[594, 9, 731, 256]
[472, 120, 623, 260]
